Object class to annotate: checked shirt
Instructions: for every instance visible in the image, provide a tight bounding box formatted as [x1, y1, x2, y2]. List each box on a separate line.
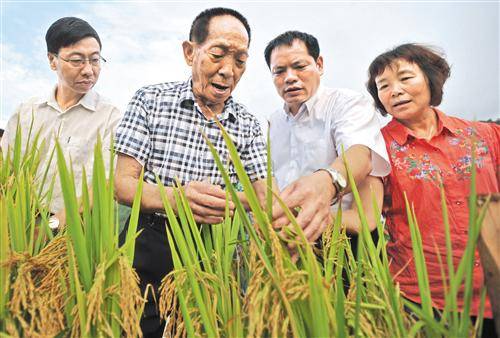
[114, 79, 268, 188]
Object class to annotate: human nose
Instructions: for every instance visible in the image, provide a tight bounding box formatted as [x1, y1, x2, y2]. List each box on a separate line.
[390, 83, 403, 97]
[284, 68, 298, 83]
[218, 58, 235, 78]
[80, 61, 94, 76]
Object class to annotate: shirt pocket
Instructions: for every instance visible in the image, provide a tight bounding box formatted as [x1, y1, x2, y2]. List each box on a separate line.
[64, 136, 91, 170]
[302, 137, 329, 169]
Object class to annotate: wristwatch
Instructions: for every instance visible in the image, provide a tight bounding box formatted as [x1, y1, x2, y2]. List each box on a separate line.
[314, 168, 347, 205]
[48, 216, 60, 231]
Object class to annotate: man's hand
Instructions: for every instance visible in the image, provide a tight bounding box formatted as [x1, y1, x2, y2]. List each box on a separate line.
[273, 145, 372, 245]
[184, 181, 234, 224]
[272, 170, 336, 244]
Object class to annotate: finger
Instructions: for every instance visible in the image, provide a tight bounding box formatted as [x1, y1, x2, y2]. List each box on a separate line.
[190, 181, 228, 199]
[272, 196, 302, 220]
[302, 212, 329, 243]
[273, 214, 291, 229]
[282, 225, 301, 249]
[286, 208, 324, 249]
[307, 215, 330, 244]
[193, 215, 224, 224]
[294, 204, 318, 232]
[188, 192, 228, 211]
[188, 182, 235, 210]
[190, 203, 228, 218]
[272, 202, 301, 228]
[271, 184, 300, 220]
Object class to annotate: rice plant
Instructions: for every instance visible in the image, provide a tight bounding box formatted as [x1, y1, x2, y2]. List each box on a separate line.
[156, 121, 488, 337]
[1, 128, 145, 337]
[1, 121, 490, 337]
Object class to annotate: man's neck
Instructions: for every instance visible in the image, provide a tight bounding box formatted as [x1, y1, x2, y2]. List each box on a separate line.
[287, 103, 303, 116]
[196, 98, 224, 120]
[55, 86, 84, 112]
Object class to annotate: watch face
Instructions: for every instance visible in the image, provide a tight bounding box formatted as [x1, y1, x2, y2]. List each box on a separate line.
[331, 170, 347, 190]
[337, 173, 347, 189]
[48, 217, 59, 230]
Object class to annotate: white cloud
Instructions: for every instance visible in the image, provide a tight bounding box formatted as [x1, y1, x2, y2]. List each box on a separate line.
[0, 43, 53, 121]
[1, 2, 499, 123]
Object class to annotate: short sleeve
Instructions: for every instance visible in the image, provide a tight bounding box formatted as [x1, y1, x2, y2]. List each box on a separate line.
[114, 89, 151, 166]
[241, 117, 268, 183]
[330, 91, 390, 177]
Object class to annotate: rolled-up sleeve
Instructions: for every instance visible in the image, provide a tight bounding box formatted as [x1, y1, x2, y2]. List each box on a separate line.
[114, 89, 151, 166]
[330, 90, 390, 177]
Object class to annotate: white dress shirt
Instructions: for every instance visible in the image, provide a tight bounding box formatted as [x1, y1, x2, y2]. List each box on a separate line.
[1, 88, 122, 213]
[269, 86, 390, 209]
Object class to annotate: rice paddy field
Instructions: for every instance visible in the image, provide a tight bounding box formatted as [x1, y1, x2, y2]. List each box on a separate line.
[0, 125, 493, 337]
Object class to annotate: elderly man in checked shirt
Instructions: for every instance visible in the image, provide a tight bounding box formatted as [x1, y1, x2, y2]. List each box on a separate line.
[114, 8, 269, 337]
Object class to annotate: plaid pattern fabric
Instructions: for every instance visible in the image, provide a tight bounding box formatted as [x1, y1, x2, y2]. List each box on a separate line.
[115, 79, 268, 187]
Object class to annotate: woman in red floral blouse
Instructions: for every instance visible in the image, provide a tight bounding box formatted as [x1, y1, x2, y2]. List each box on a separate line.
[366, 43, 499, 336]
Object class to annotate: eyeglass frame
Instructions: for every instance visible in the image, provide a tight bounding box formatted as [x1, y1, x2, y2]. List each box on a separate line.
[53, 53, 107, 68]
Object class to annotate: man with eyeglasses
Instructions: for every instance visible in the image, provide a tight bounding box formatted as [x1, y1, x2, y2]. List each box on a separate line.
[1, 17, 121, 230]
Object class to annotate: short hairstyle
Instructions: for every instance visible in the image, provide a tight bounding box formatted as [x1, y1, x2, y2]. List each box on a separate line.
[45, 17, 101, 54]
[367, 43, 451, 116]
[189, 7, 251, 45]
[264, 31, 320, 68]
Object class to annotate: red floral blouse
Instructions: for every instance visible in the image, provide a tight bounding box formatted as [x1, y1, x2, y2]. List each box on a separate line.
[382, 108, 499, 318]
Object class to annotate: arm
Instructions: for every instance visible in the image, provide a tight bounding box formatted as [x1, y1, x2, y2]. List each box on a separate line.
[273, 144, 372, 243]
[114, 153, 233, 224]
[337, 175, 383, 234]
[54, 107, 123, 230]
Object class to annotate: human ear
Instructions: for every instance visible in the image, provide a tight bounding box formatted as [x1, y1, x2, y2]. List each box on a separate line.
[316, 56, 324, 75]
[48, 53, 57, 70]
[182, 41, 195, 66]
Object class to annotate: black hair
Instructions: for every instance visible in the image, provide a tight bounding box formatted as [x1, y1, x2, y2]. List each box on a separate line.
[264, 31, 320, 68]
[189, 7, 251, 45]
[45, 17, 101, 54]
[367, 43, 451, 115]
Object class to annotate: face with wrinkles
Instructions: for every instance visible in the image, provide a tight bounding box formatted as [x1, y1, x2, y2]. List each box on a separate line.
[183, 15, 249, 116]
[375, 59, 433, 123]
[269, 39, 323, 115]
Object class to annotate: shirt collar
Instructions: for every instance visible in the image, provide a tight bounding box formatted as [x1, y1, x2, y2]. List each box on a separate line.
[180, 77, 237, 121]
[79, 90, 98, 111]
[434, 108, 459, 136]
[43, 86, 98, 113]
[304, 85, 324, 114]
[385, 107, 455, 145]
[283, 85, 324, 121]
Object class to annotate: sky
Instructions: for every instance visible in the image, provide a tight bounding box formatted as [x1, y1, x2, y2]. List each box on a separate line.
[1, 1, 499, 127]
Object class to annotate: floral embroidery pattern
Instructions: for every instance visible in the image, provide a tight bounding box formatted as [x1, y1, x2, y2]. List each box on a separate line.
[389, 126, 490, 183]
[389, 141, 442, 183]
[448, 127, 489, 180]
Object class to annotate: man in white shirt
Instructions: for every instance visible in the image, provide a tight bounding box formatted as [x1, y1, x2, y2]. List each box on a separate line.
[1, 17, 121, 229]
[266, 31, 390, 242]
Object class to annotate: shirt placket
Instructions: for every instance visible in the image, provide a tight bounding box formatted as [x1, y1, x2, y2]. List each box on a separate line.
[435, 135, 470, 235]
[289, 119, 299, 182]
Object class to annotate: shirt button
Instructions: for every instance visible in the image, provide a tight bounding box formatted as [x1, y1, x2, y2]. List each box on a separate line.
[455, 200, 462, 206]
[474, 261, 480, 267]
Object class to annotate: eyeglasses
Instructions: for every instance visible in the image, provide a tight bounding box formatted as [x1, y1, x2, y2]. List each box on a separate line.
[54, 54, 107, 68]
